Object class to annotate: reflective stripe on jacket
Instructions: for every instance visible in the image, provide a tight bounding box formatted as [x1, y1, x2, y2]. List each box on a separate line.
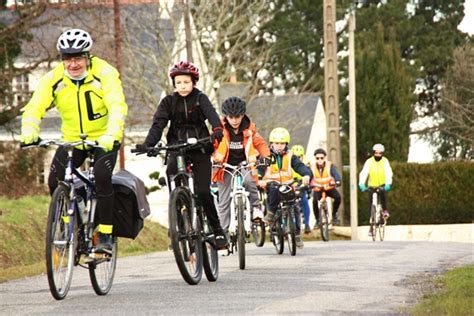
[21, 56, 128, 143]
[263, 152, 293, 184]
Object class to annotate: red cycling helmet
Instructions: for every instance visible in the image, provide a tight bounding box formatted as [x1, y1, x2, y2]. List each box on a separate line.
[169, 61, 199, 82]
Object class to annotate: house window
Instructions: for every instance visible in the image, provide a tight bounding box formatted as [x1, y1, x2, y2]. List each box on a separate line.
[13, 72, 30, 105]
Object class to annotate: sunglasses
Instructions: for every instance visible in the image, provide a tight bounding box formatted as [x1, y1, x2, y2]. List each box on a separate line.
[315, 156, 325, 160]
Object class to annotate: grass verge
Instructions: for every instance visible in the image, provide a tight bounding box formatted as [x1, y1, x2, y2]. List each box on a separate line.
[411, 264, 474, 315]
[0, 195, 169, 283]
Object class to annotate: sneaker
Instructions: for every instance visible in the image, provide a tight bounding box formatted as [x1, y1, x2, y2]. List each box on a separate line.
[304, 224, 311, 234]
[295, 235, 304, 249]
[383, 210, 390, 218]
[252, 207, 264, 221]
[214, 230, 229, 250]
[95, 233, 112, 254]
[263, 211, 275, 223]
[332, 214, 340, 225]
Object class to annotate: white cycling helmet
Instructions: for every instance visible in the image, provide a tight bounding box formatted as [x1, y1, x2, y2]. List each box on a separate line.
[372, 143, 385, 153]
[57, 29, 93, 55]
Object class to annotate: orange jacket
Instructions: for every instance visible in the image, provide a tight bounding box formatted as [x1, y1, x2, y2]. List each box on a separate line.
[212, 122, 270, 182]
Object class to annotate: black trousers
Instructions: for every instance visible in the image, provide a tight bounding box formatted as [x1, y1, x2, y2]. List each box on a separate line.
[48, 145, 119, 226]
[312, 189, 341, 219]
[166, 150, 222, 233]
[368, 191, 387, 217]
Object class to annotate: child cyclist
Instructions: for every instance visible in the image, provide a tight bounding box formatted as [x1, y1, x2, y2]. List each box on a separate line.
[290, 145, 312, 234]
[212, 96, 271, 234]
[260, 128, 312, 248]
[135, 61, 228, 249]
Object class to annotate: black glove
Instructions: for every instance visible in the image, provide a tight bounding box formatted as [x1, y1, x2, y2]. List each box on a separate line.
[211, 127, 224, 143]
[135, 143, 148, 152]
[258, 156, 271, 166]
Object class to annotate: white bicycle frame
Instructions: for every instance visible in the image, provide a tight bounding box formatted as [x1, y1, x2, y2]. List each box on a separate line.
[221, 162, 254, 236]
[370, 190, 382, 225]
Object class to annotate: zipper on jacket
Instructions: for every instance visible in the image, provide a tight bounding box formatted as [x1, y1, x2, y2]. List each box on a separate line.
[76, 82, 85, 150]
[184, 98, 189, 139]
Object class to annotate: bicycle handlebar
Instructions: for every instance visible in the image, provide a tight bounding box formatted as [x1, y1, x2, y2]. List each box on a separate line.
[131, 136, 212, 156]
[20, 138, 103, 149]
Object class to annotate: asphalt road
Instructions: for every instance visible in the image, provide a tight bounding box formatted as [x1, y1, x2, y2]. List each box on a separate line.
[1, 240, 472, 315]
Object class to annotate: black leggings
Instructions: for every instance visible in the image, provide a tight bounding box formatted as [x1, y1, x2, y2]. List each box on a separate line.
[312, 189, 341, 219]
[368, 191, 387, 217]
[48, 145, 119, 226]
[166, 150, 222, 233]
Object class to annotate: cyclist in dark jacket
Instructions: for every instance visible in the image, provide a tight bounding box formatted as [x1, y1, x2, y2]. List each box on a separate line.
[136, 61, 228, 249]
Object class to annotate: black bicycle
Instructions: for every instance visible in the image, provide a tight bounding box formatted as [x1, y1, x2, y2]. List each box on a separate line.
[132, 137, 218, 284]
[22, 135, 117, 300]
[368, 186, 387, 241]
[268, 181, 306, 256]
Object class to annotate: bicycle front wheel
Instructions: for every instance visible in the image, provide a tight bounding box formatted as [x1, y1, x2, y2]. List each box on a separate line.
[237, 197, 246, 270]
[271, 218, 284, 255]
[169, 186, 203, 285]
[89, 237, 117, 295]
[370, 205, 377, 242]
[252, 220, 266, 247]
[201, 213, 218, 282]
[46, 184, 76, 300]
[286, 209, 297, 256]
[319, 203, 329, 242]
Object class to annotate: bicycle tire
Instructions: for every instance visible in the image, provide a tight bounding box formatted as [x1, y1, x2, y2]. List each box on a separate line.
[201, 213, 218, 282]
[286, 208, 297, 256]
[252, 220, 266, 247]
[169, 186, 203, 285]
[46, 184, 76, 300]
[89, 237, 118, 295]
[319, 202, 329, 242]
[370, 205, 377, 242]
[237, 196, 246, 270]
[271, 216, 284, 255]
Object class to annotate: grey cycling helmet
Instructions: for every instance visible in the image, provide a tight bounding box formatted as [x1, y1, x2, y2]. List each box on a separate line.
[222, 97, 246, 116]
[372, 143, 385, 153]
[57, 29, 93, 55]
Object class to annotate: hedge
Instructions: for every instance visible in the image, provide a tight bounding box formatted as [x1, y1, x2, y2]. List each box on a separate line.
[342, 161, 473, 225]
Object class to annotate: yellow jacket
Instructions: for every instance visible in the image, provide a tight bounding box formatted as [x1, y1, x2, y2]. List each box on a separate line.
[21, 56, 128, 143]
[359, 156, 393, 187]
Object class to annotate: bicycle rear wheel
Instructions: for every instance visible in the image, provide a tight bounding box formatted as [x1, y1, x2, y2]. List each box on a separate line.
[286, 209, 297, 256]
[89, 236, 117, 295]
[252, 220, 266, 247]
[201, 213, 218, 282]
[46, 185, 76, 300]
[271, 217, 284, 255]
[237, 197, 246, 270]
[319, 202, 329, 242]
[169, 186, 203, 285]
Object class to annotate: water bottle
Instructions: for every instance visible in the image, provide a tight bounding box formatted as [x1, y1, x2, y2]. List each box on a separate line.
[77, 197, 87, 223]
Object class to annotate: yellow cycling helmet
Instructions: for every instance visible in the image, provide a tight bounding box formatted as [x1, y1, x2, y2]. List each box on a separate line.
[291, 144, 305, 157]
[269, 127, 290, 143]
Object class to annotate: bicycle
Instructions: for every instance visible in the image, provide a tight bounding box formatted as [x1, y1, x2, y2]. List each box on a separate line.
[213, 161, 265, 270]
[368, 186, 387, 241]
[132, 137, 218, 284]
[267, 181, 306, 256]
[312, 183, 338, 242]
[22, 135, 117, 300]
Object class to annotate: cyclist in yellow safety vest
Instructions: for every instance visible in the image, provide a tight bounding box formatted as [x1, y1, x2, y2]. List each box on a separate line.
[310, 148, 342, 226]
[20, 29, 128, 254]
[259, 128, 312, 248]
[359, 143, 393, 237]
[290, 145, 312, 234]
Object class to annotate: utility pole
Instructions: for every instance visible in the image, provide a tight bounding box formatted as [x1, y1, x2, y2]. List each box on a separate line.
[348, 5, 358, 240]
[183, 0, 193, 62]
[113, 0, 125, 170]
[323, 0, 344, 224]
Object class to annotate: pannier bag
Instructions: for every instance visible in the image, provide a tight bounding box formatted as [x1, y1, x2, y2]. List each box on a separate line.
[112, 169, 151, 239]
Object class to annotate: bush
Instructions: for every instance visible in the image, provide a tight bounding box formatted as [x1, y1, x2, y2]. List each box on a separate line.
[0, 141, 48, 198]
[342, 161, 473, 225]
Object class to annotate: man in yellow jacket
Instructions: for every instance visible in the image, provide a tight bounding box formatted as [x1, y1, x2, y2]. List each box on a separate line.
[20, 29, 128, 253]
[359, 143, 393, 236]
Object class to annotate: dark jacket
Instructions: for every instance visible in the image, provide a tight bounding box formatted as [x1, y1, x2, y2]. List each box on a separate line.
[144, 88, 221, 147]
